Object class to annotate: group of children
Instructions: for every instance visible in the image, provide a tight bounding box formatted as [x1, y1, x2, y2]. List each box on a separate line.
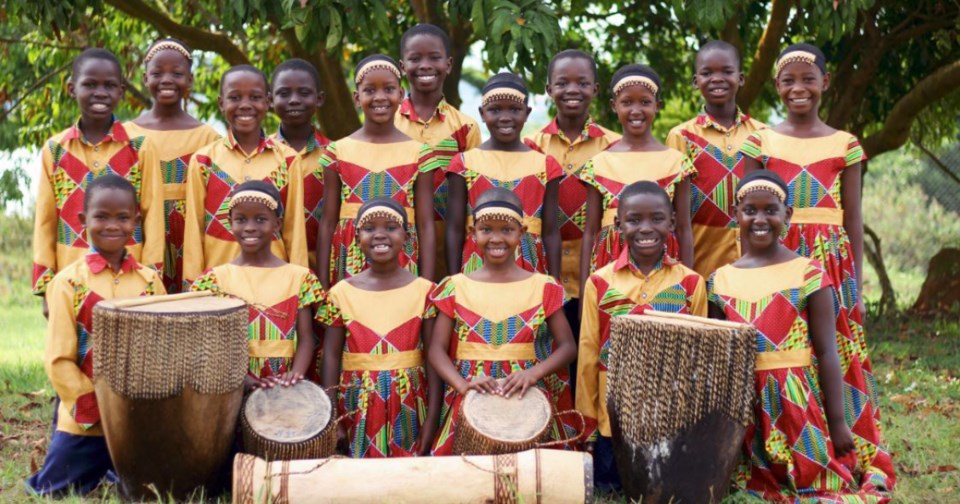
[29, 21, 895, 502]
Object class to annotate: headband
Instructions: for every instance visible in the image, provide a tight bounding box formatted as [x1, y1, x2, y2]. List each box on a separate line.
[473, 200, 524, 225]
[613, 75, 659, 97]
[775, 50, 823, 76]
[144, 40, 192, 64]
[229, 190, 279, 212]
[481, 87, 527, 107]
[736, 179, 787, 203]
[354, 58, 402, 85]
[357, 204, 406, 229]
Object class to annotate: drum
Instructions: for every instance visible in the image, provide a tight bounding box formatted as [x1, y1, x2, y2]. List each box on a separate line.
[92, 291, 248, 501]
[606, 311, 756, 504]
[241, 381, 336, 460]
[453, 384, 552, 455]
[233, 448, 593, 504]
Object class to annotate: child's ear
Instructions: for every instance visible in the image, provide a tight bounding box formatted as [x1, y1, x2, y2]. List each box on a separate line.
[591, 81, 599, 96]
[784, 206, 794, 227]
[353, 90, 361, 108]
[317, 89, 326, 108]
[443, 56, 453, 74]
[668, 210, 676, 232]
[737, 71, 745, 87]
[217, 94, 225, 112]
[519, 223, 528, 235]
[274, 215, 283, 233]
[133, 211, 142, 229]
[613, 215, 621, 230]
[67, 78, 76, 99]
[525, 105, 532, 117]
[78, 211, 87, 228]
[822, 72, 831, 91]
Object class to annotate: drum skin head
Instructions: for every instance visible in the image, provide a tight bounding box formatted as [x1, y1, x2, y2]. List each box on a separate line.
[98, 295, 246, 313]
[462, 385, 551, 442]
[245, 382, 331, 443]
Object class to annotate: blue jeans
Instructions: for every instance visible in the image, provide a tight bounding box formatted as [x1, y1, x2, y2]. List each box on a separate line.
[26, 429, 116, 497]
[594, 436, 622, 493]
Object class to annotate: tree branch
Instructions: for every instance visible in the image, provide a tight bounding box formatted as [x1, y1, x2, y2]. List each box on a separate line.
[123, 75, 152, 109]
[411, 0, 442, 25]
[912, 137, 960, 187]
[720, 15, 744, 60]
[863, 224, 897, 316]
[738, 0, 791, 111]
[0, 60, 72, 121]
[0, 37, 84, 50]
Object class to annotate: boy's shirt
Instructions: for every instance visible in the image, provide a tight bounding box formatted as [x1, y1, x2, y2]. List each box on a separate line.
[44, 250, 166, 436]
[525, 118, 620, 298]
[576, 248, 706, 440]
[32, 119, 164, 295]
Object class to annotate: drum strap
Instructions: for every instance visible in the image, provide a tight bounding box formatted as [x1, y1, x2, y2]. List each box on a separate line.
[755, 348, 812, 371]
[456, 342, 537, 362]
[341, 350, 423, 371]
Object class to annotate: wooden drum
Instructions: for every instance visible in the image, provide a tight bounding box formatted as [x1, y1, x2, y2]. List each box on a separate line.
[453, 384, 552, 455]
[241, 381, 336, 460]
[92, 292, 248, 501]
[606, 311, 756, 504]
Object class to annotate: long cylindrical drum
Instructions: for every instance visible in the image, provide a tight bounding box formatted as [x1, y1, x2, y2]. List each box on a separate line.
[241, 380, 336, 460]
[606, 311, 756, 504]
[233, 449, 593, 504]
[453, 384, 552, 455]
[92, 293, 248, 501]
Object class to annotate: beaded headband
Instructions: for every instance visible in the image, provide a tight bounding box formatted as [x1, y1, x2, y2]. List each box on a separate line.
[481, 87, 527, 107]
[775, 50, 819, 76]
[613, 75, 659, 97]
[144, 40, 192, 64]
[354, 60, 402, 85]
[473, 201, 524, 224]
[357, 205, 406, 229]
[229, 190, 279, 212]
[736, 180, 787, 203]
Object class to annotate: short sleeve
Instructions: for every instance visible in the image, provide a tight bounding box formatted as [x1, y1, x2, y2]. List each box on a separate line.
[544, 155, 563, 182]
[315, 290, 345, 327]
[679, 154, 697, 181]
[422, 282, 438, 319]
[417, 143, 440, 174]
[803, 259, 833, 295]
[706, 272, 722, 308]
[318, 142, 339, 175]
[576, 159, 600, 192]
[190, 269, 221, 295]
[445, 152, 467, 177]
[429, 276, 458, 318]
[298, 271, 325, 310]
[739, 132, 763, 162]
[664, 126, 685, 153]
[523, 136, 545, 153]
[542, 276, 565, 318]
[844, 135, 867, 167]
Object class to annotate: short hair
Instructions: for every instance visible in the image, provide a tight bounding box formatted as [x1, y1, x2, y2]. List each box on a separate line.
[84, 174, 137, 211]
[357, 196, 408, 229]
[696, 40, 741, 69]
[735, 169, 790, 204]
[400, 23, 451, 57]
[271, 58, 322, 91]
[547, 49, 598, 82]
[618, 180, 672, 213]
[230, 180, 283, 217]
[72, 48, 122, 77]
[220, 64, 268, 94]
[609, 63, 662, 99]
[475, 187, 522, 209]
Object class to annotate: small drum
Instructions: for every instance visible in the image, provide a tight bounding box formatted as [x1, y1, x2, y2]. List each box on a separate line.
[92, 291, 248, 501]
[606, 311, 756, 504]
[453, 383, 552, 455]
[241, 381, 336, 460]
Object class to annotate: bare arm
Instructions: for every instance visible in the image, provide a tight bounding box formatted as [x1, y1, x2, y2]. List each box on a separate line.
[445, 174, 467, 274]
[808, 287, 854, 456]
[317, 169, 342, 289]
[282, 308, 317, 385]
[841, 163, 864, 315]
[579, 186, 602, 305]
[418, 317, 442, 455]
[674, 179, 695, 268]
[320, 325, 346, 390]
[414, 174, 437, 281]
[542, 178, 562, 280]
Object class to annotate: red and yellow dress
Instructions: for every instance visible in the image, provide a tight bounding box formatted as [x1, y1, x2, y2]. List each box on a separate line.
[446, 149, 563, 274]
[578, 148, 695, 272]
[191, 263, 324, 379]
[316, 278, 436, 458]
[319, 137, 436, 284]
[709, 257, 885, 503]
[429, 273, 575, 455]
[666, 109, 765, 278]
[740, 130, 895, 492]
[124, 122, 221, 292]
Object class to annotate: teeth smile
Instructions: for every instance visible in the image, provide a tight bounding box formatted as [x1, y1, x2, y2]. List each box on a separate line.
[417, 75, 437, 81]
[637, 238, 657, 245]
[372, 244, 390, 251]
[752, 229, 770, 236]
[91, 103, 109, 111]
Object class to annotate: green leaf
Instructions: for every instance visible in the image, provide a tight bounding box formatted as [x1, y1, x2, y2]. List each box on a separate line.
[325, 6, 342, 48]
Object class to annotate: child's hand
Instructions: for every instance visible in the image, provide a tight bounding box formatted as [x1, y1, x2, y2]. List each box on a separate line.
[276, 371, 304, 387]
[500, 369, 539, 398]
[461, 376, 500, 395]
[243, 374, 263, 392]
[829, 420, 856, 457]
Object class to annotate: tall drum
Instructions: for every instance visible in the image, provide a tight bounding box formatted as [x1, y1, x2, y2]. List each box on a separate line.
[92, 292, 248, 500]
[606, 311, 756, 504]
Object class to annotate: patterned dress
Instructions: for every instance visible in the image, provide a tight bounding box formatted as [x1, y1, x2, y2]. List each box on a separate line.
[124, 122, 221, 292]
[429, 273, 575, 455]
[578, 148, 696, 272]
[316, 278, 436, 458]
[446, 149, 563, 274]
[319, 137, 437, 284]
[191, 263, 324, 379]
[741, 130, 895, 492]
[709, 257, 884, 503]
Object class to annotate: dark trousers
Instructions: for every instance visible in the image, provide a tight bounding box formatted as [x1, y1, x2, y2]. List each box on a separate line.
[26, 429, 116, 497]
[563, 298, 581, 396]
[594, 436, 623, 493]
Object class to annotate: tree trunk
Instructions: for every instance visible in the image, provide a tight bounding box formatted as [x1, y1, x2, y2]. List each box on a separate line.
[311, 49, 361, 139]
[443, 20, 472, 109]
[862, 224, 897, 316]
[911, 248, 960, 315]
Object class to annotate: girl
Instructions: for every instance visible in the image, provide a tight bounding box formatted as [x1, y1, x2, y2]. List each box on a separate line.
[445, 73, 562, 277]
[428, 188, 577, 455]
[741, 43, 895, 492]
[126, 38, 221, 293]
[708, 171, 883, 502]
[579, 64, 695, 293]
[191, 181, 322, 390]
[318, 198, 440, 458]
[183, 65, 307, 288]
[317, 54, 437, 288]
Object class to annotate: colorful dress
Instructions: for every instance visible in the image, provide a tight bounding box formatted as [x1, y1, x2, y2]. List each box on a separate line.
[446, 149, 563, 274]
[32, 119, 164, 295]
[429, 273, 575, 455]
[319, 137, 437, 284]
[124, 122, 221, 292]
[525, 118, 620, 297]
[666, 109, 765, 278]
[578, 148, 695, 272]
[316, 278, 436, 458]
[182, 133, 307, 287]
[709, 257, 884, 503]
[740, 130, 895, 492]
[577, 248, 706, 441]
[191, 263, 323, 379]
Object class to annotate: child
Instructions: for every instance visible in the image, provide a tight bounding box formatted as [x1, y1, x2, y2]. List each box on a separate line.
[446, 73, 562, 277]
[665, 41, 766, 278]
[191, 181, 321, 389]
[427, 188, 577, 455]
[708, 170, 883, 502]
[740, 43, 895, 493]
[126, 38, 221, 293]
[33, 48, 164, 304]
[182, 64, 307, 288]
[395, 23, 482, 279]
[579, 64, 695, 289]
[577, 181, 706, 493]
[27, 175, 166, 496]
[270, 58, 332, 273]
[318, 198, 440, 458]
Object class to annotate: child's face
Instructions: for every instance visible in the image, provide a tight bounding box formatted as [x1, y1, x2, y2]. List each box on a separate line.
[735, 191, 791, 251]
[611, 85, 658, 137]
[546, 57, 598, 120]
[79, 188, 139, 255]
[479, 98, 530, 144]
[401, 35, 451, 95]
[219, 71, 270, 136]
[353, 70, 404, 125]
[775, 62, 829, 116]
[144, 49, 192, 108]
[694, 49, 742, 108]
[272, 69, 323, 128]
[472, 217, 525, 266]
[357, 215, 407, 265]
[68, 58, 124, 123]
[229, 201, 281, 254]
[615, 193, 674, 261]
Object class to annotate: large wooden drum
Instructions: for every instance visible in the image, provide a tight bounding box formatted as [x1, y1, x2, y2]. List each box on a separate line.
[92, 292, 248, 501]
[606, 311, 756, 504]
[233, 448, 593, 504]
[241, 381, 336, 460]
[453, 384, 552, 455]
